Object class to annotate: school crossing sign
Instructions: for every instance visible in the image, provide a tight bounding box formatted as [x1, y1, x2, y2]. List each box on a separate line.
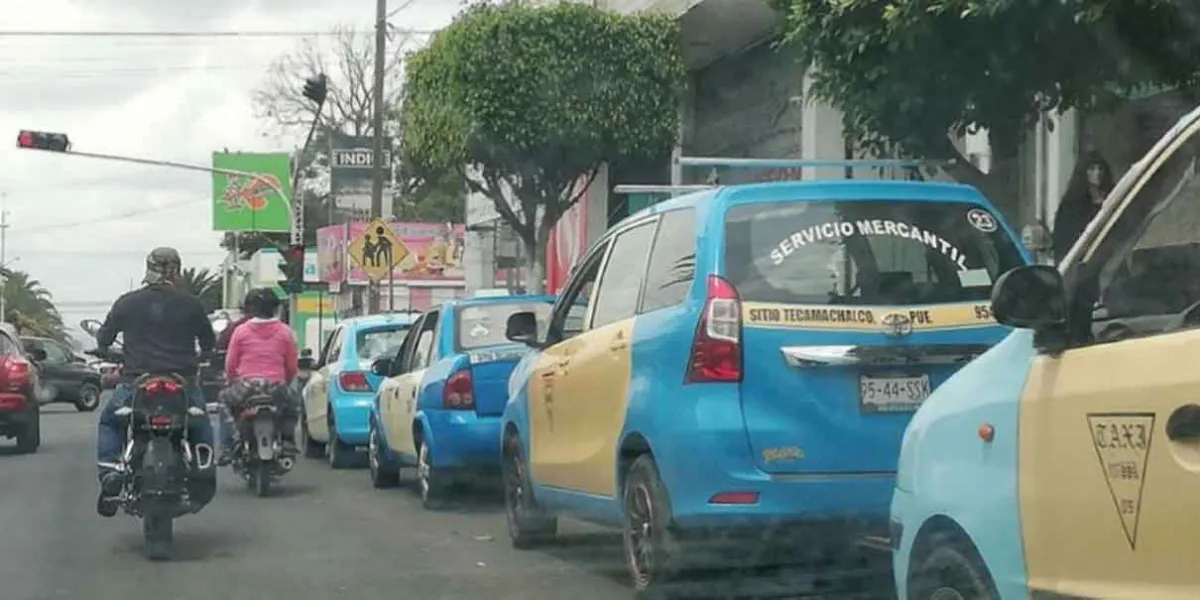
[347, 218, 410, 282]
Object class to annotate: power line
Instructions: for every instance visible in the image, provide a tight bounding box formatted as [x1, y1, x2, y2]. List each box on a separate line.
[8, 197, 207, 235]
[0, 28, 437, 38]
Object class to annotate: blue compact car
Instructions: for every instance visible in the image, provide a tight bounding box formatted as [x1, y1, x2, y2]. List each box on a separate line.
[366, 295, 554, 508]
[300, 312, 419, 469]
[497, 180, 1031, 595]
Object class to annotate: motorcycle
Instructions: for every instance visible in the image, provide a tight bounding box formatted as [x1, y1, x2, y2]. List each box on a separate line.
[226, 382, 294, 496]
[79, 319, 216, 561]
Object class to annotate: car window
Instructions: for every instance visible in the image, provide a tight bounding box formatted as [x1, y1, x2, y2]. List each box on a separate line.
[640, 209, 696, 313]
[1085, 127, 1200, 341]
[458, 302, 553, 350]
[41, 342, 69, 364]
[0, 332, 22, 357]
[724, 200, 1024, 305]
[408, 311, 439, 371]
[547, 240, 609, 343]
[590, 221, 657, 329]
[356, 325, 411, 362]
[321, 327, 344, 365]
[390, 320, 424, 375]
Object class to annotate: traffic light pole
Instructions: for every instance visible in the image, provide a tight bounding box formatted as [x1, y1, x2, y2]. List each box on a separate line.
[367, 0, 387, 314]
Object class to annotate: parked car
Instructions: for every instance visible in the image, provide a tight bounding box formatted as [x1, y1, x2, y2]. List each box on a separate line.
[21, 336, 103, 411]
[0, 324, 41, 453]
[366, 295, 554, 507]
[300, 313, 420, 468]
[892, 105, 1200, 600]
[499, 179, 1030, 595]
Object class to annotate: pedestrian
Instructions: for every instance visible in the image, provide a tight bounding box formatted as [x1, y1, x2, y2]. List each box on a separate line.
[1052, 151, 1115, 263]
[363, 234, 378, 267]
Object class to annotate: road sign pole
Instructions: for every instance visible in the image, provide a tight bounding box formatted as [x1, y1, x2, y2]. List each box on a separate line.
[388, 267, 395, 313]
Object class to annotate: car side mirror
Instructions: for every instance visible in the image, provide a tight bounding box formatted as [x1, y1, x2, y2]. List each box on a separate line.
[370, 357, 391, 377]
[27, 348, 46, 362]
[300, 348, 314, 359]
[298, 357, 316, 370]
[991, 265, 1067, 329]
[505, 311, 540, 347]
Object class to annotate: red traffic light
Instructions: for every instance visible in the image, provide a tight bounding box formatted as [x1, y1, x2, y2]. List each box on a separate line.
[16, 130, 70, 152]
[284, 244, 306, 262]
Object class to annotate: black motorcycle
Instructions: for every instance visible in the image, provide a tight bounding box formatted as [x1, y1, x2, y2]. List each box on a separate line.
[226, 382, 294, 496]
[80, 320, 215, 561]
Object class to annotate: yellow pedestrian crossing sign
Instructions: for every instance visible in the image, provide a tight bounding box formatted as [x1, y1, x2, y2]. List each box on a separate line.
[348, 218, 410, 282]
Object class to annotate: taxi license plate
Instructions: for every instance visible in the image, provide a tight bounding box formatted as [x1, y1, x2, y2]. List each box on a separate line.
[859, 375, 931, 413]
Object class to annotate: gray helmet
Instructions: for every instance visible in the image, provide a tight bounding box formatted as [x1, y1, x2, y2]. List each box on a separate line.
[142, 247, 182, 285]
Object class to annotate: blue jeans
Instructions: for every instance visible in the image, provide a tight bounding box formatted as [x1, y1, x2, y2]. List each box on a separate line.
[96, 380, 214, 476]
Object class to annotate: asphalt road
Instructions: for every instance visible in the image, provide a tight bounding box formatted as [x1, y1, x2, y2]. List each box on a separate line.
[0, 404, 892, 600]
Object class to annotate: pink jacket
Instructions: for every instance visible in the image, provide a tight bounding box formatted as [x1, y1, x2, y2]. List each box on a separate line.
[225, 318, 298, 384]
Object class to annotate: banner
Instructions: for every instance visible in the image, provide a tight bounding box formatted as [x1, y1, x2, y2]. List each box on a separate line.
[330, 134, 391, 220]
[316, 224, 348, 285]
[211, 152, 293, 232]
[546, 178, 590, 293]
[342, 221, 465, 284]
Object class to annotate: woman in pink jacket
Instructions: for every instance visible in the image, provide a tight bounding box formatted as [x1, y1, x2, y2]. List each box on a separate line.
[217, 288, 299, 464]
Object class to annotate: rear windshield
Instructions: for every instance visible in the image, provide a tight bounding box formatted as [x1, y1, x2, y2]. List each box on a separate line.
[458, 302, 553, 350]
[724, 200, 1024, 305]
[357, 325, 411, 361]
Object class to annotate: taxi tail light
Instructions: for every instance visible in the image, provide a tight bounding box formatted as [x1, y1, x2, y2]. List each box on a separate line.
[339, 371, 372, 392]
[686, 275, 742, 383]
[443, 369, 475, 410]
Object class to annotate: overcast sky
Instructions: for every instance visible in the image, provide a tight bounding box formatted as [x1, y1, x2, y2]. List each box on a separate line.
[0, 0, 458, 330]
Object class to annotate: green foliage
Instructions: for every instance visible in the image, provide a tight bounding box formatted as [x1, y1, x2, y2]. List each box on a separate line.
[401, 1, 685, 282]
[180, 267, 222, 312]
[1, 270, 65, 341]
[769, 0, 1200, 170]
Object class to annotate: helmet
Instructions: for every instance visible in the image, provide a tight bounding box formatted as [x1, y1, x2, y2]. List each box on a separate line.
[142, 247, 182, 285]
[243, 288, 281, 318]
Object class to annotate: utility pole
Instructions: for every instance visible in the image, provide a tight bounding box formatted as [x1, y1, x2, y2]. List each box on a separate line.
[368, 0, 387, 313]
[0, 197, 7, 321]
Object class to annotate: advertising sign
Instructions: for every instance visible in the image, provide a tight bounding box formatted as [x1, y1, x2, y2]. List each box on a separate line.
[211, 152, 293, 232]
[546, 178, 590, 293]
[316, 224, 348, 285]
[345, 222, 464, 284]
[330, 134, 391, 218]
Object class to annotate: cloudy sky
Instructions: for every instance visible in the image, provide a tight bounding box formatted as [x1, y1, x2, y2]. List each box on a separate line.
[0, 0, 458, 330]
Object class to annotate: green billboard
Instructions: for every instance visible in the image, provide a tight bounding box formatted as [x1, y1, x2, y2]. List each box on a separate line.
[211, 152, 293, 232]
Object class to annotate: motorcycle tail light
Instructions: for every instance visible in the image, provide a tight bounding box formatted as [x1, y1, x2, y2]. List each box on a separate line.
[149, 415, 172, 426]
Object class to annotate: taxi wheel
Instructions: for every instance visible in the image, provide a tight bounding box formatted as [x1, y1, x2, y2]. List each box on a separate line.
[327, 413, 357, 470]
[907, 537, 999, 600]
[503, 435, 557, 549]
[416, 438, 448, 510]
[300, 409, 325, 459]
[368, 423, 400, 489]
[623, 455, 682, 599]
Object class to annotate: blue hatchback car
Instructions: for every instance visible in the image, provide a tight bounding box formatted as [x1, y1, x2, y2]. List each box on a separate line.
[366, 295, 555, 508]
[300, 313, 419, 468]
[498, 180, 1031, 594]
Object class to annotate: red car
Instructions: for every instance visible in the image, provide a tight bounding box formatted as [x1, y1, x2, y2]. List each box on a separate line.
[0, 323, 39, 453]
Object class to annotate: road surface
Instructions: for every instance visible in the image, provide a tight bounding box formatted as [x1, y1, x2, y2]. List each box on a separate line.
[0, 405, 891, 600]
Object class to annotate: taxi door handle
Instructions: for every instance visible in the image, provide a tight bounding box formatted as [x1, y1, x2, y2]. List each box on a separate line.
[1167, 404, 1200, 442]
[609, 339, 627, 352]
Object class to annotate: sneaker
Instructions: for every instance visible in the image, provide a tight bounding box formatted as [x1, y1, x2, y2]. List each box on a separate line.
[279, 439, 299, 456]
[96, 471, 123, 517]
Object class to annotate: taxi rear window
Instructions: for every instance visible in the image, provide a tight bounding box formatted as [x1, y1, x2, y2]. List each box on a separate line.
[458, 302, 553, 350]
[723, 199, 1024, 305]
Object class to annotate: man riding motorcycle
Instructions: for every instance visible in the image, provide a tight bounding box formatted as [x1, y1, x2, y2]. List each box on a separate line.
[217, 288, 300, 464]
[94, 247, 217, 517]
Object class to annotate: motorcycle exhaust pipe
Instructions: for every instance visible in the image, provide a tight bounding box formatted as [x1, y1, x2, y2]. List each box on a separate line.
[278, 456, 295, 471]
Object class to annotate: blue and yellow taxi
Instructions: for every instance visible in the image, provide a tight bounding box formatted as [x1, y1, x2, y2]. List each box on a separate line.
[892, 106, 1200, 599]
[498, 179, 1030, 595]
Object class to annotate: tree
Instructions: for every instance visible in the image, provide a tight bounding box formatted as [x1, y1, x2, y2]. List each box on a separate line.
[180, 267, 222, 313]
[229, 22, 464, 261]
[1, 270, 65, 341]
[401, 2, 685, 291]
[767, 0, 1200, 219]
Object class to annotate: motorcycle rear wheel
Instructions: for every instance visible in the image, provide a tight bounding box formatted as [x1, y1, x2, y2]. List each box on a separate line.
[253, 461, 271, 497]
[142, 514, 174, 561]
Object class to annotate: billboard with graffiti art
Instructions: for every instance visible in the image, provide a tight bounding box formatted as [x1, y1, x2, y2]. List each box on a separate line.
[211, 152, 293, 232]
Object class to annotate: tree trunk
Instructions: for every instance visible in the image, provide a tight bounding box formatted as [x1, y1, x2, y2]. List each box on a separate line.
[523, 239, 546, 294]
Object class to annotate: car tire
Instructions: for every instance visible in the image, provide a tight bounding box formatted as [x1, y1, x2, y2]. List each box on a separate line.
[907, 534, 999, 600]
[300, 408, 325, 459]
[16, 404, 40, 454]
[415, 437, 447, 510]
[623, 455, 683, 599]
[368, 421, 400, 489]
[503, 434, 557, 549]
[327, 413, 356, 470]
[75, 383, 102, 412]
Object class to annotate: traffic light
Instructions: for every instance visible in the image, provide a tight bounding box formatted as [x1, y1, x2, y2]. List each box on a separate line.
[278, 244, 306, 295]
[302, 74, 328, 105]
[16, 130, 70, 152]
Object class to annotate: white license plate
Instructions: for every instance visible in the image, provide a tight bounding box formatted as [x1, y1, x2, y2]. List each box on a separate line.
[859, 375, 931, 413]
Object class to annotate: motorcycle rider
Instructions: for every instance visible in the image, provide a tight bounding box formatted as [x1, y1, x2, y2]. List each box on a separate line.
[217, 288, 300, 464]
[95, 247, 217, 517]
